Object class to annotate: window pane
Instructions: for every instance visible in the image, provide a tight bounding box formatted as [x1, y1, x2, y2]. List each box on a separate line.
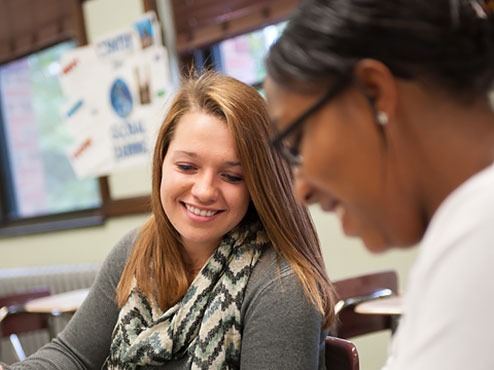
[217, 22, 286, 86]
[0, 41, 101, 219]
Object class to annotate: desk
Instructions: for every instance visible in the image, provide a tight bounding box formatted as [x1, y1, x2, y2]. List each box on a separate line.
[24, 288, 90, 339]
[24, 288, 89, 315]
[355, 295, 403, 333]
[355, 296, 403, 316]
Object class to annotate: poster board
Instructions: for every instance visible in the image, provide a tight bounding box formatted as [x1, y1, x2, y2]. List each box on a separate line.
[59, 11, 174, 178]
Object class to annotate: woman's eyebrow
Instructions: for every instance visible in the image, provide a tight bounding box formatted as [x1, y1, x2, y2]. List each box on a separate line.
[172, 150, 241, 167]
[173, 150, 197, 158]
[224, 161, 241, 167]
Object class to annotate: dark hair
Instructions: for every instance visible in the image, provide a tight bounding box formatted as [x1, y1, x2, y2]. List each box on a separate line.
[266, 0, 494, 100]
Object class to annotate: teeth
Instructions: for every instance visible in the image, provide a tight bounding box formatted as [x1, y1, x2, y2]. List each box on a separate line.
[186, 204, 218, 217]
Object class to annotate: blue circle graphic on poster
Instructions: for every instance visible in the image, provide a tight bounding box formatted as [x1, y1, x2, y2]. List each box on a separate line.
[110, 78, 133, 118]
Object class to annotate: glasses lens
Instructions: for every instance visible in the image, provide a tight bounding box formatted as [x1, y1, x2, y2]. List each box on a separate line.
[272, 121, 304, 165]
[279, 141, 302, 165]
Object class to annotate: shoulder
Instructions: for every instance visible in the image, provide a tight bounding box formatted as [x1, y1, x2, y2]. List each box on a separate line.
[247, 247, 294, 292]
[114, 227, 141, 257]
[242, 247, 317, 316]
[419, 165, 494, 273]
[430, 164, 494, 233]
[239, 247, 325, 369]
[99, 227, 141, 276]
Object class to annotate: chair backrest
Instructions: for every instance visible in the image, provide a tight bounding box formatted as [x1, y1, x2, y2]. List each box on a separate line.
[325, 336, 359, 370]
[331, 270, 399, 339]
[0, 287, 51, 337]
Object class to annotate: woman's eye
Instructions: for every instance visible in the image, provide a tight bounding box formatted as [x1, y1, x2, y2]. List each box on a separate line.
[176, 164, 195, 172]
[289, 130, 303, 154]
[222, 174, 243, 183]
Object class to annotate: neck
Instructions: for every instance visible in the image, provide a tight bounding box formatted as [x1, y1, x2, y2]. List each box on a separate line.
[393, 88, 494, 220]
[180, 239, 220, 279]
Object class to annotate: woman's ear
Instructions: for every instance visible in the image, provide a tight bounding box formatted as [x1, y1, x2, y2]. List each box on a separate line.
[353, 59, 398, 126]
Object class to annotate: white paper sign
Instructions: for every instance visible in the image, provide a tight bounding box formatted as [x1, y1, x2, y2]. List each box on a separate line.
[59, 11, 173, 178]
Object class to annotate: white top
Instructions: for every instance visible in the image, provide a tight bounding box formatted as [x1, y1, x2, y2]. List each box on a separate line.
[384, 163, 494, 370]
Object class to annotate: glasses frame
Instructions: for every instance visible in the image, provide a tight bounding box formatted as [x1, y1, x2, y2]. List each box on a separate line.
[270, 74, 352, 165]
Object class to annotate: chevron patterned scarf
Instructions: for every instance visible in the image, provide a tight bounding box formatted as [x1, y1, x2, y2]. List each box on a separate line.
[103, 221, 268, 370]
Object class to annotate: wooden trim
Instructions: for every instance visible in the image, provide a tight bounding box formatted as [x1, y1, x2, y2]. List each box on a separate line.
[71, 0, 88, 46]
[102, 196, 152, 217]
[0, 209, 105, 238]
[143, 0, 158, 13]
[173, 0, 298, 53]
[0, 0, 83, 64]
[98, 177, 151, 217]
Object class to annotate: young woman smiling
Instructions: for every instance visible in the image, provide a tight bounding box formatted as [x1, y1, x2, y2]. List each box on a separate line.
[1, 71, 334, 370]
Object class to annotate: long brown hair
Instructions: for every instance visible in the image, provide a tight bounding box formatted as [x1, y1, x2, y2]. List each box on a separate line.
[116, 70, 336, 328]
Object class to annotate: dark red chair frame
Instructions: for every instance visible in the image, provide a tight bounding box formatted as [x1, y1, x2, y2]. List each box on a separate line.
[325, 335, 360, 370]
[331, 270, 399, 339]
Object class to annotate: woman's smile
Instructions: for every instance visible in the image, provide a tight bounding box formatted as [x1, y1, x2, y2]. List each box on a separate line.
[183, 202, 223, 220]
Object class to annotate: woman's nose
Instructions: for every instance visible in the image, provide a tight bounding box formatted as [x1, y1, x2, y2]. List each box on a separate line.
[191, 173, 218, 202]
[293, 169, 317, 205]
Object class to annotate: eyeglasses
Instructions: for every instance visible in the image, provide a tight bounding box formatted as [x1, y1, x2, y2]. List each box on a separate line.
[270, 74, 351, 166]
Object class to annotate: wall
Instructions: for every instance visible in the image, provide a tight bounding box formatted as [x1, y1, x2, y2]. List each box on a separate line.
[0, 0, 419, 369]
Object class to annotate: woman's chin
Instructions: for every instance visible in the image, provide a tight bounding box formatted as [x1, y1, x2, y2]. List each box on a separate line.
[360, 232, 394, 253]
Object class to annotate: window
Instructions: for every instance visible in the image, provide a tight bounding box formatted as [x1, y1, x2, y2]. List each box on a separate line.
[191, 21, 286, 93]
[0, 0, 155, 238]
[0, 41, 103, 236]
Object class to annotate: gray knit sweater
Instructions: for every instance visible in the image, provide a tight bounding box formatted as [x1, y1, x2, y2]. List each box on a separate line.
[1, 229, 326, 369]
